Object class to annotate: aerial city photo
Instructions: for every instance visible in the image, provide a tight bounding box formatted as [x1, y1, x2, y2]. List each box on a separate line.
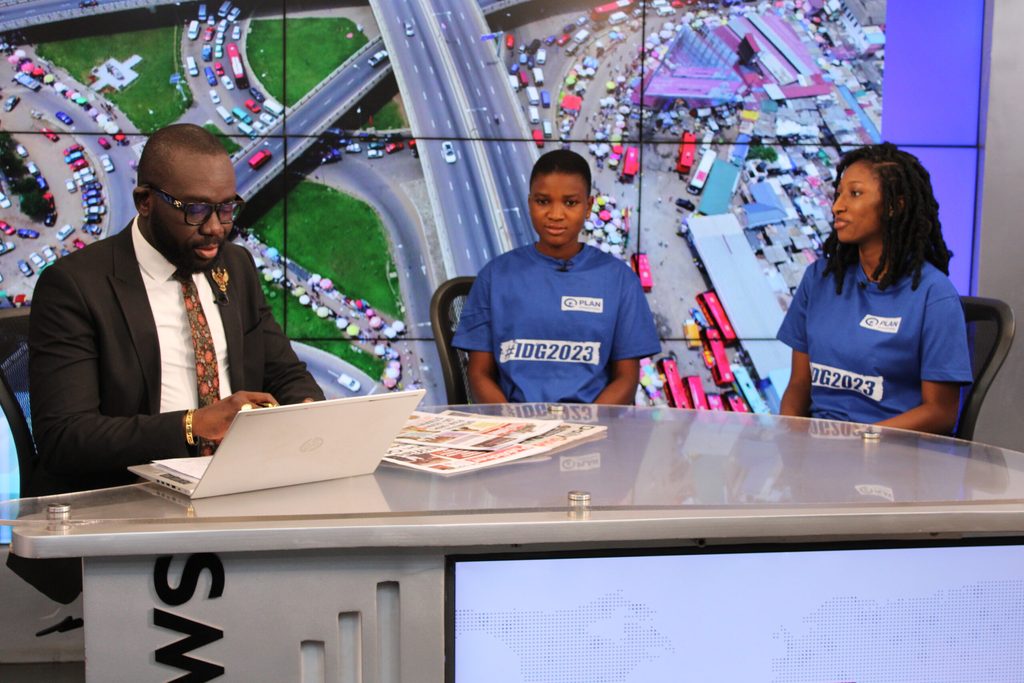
[0, 0, 892, 422]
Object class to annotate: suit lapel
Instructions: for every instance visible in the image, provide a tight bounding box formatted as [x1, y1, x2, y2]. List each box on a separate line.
[204, 261, 244, 393]
[108, 227, 162, 414]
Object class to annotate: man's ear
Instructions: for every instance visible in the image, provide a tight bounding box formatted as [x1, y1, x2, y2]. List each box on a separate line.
[132, 186, 150, 216]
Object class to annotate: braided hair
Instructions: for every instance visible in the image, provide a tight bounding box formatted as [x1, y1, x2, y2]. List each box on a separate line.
[821, 143, 952, 293]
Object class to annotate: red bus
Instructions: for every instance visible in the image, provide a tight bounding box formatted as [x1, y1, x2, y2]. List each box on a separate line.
[675, 131, 696, 174]
[684, 376, 709, 410]
[706, 393, 726, 411]
[590, 0, 632, 22]
[658, 358, 692, 409]
[700, 328, 735, 386]
[620, 145, 639, 182]
[226, 43, 249, 89]
[725, 392, 750, 412]
[631, 252, 653, 291]
[696, 290, 737, 344]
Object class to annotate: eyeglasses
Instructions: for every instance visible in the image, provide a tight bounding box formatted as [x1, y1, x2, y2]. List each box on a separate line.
[147, 186, 245, 227]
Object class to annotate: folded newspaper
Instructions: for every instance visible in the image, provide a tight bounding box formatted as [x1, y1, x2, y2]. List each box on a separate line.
[384, 410, 606, 475]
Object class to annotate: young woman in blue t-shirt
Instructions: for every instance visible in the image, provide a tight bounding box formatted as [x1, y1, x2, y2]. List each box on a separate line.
[777, 143, 972, 434]
[452, 150, 660, 404]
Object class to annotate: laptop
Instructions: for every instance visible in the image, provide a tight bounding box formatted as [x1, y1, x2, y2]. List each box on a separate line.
[129, 389, 425, 499]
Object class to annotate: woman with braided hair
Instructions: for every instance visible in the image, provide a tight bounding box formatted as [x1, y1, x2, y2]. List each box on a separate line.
[777, 143, 973, 434]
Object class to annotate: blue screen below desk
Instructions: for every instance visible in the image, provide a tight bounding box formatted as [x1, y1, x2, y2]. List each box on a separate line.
[453, 543, 1024, 682]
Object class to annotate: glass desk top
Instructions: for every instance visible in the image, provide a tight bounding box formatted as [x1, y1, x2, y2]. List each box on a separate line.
[4, 404, 1023, 528]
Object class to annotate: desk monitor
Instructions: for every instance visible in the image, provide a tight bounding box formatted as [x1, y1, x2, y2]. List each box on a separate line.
[449, 540, 1024, 682]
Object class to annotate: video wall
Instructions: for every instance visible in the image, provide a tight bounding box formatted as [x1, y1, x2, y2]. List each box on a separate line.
[0, 0, 987, 508]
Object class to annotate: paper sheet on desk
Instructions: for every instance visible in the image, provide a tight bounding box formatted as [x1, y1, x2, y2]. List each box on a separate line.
[152, 456, 213, 480]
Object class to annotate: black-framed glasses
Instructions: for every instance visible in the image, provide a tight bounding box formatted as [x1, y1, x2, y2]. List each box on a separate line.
[147, 186, 245, 227]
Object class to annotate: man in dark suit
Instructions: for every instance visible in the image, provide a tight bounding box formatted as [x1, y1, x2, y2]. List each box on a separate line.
[27, 123, 325, 496]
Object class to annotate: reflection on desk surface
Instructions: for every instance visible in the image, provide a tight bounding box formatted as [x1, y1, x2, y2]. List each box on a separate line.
[3, 405, 1022, 524]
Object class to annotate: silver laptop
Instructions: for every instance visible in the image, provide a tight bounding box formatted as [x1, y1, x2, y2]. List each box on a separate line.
[129, 389, 425, 499]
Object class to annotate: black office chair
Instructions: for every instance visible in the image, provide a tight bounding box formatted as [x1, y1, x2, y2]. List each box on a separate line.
[430, 277, 475, 405]
[0, 307, 83, 607]
[957, 296, 1015, 441]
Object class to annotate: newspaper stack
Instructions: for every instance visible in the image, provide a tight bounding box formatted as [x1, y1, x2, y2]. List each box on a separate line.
[384, 410, 606, 475]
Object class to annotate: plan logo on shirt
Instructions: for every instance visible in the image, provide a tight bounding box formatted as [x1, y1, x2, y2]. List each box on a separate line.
[561, 296, 603, 314]
[859, 314, 902, 334]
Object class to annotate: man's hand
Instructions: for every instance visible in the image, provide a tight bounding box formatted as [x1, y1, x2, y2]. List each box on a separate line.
[192, 391, 279, 442]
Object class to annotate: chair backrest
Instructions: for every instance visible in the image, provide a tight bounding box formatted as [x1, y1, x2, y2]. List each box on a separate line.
[957, 296, 1015, 441]
[0, 307, 35, 496]
[430, 277, 476, 405]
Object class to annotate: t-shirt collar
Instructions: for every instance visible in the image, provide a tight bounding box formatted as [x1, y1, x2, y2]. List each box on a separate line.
[530, 243, 589, 270]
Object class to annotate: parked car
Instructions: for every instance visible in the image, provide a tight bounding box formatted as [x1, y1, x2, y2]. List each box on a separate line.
[0, 194, 9, 209]
[44, 213, 57, 227]
[55, 111, 74, 125]
[244, 98, 261, 113]
[248, 86, 266, 102]
[221, 74, 234, 90]
[384, 141, 404, 154]
[17, 228, 40, 239]
[3, 95, 19, 112]
[29, 251, 45, 269]
[17, 260, 33, 277]
[65, 178, 77, 193]
[0, 241, 15, 255]
[366, 148, 383, 159]
[0, 221, 14, 236]
[14, 144, 27, 157]
[209, 89, 221, 105]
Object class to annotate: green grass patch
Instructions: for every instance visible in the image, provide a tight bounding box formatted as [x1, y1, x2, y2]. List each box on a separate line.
[362, 99, 406, 131]
[251, 181, 403, 319]
[247, 18, 367, 107]
[204, 123, 241, 155]
[37, 25, 191, 134]
[259, 280, 386, 379]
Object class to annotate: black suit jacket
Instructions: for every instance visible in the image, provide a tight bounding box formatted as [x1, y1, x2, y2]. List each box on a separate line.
[27, 225, 325, 495]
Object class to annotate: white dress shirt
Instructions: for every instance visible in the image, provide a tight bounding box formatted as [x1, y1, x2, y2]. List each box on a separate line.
[131, 218, 232, 412]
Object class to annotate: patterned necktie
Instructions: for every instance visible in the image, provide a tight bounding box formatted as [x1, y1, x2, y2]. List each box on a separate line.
[174, 269, 220, 455]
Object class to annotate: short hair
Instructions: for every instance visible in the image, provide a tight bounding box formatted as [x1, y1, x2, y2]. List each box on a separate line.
[822, 142, 952, 293]
[529, 149, 592, 195]
[137, 123, 228, 189]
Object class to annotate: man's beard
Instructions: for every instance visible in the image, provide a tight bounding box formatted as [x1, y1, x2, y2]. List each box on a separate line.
[149, 213, 222, 274]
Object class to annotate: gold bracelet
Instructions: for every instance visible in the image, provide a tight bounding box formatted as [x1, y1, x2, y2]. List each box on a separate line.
[184, 409, 196, 447]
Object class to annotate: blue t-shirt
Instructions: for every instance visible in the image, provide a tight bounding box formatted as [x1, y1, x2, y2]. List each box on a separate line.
[777, 260, 972, 425]
[452, 245, 661, 403]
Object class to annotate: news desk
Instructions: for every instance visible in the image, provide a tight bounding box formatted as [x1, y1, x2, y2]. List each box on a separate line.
[4, 405, 1024, 682]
